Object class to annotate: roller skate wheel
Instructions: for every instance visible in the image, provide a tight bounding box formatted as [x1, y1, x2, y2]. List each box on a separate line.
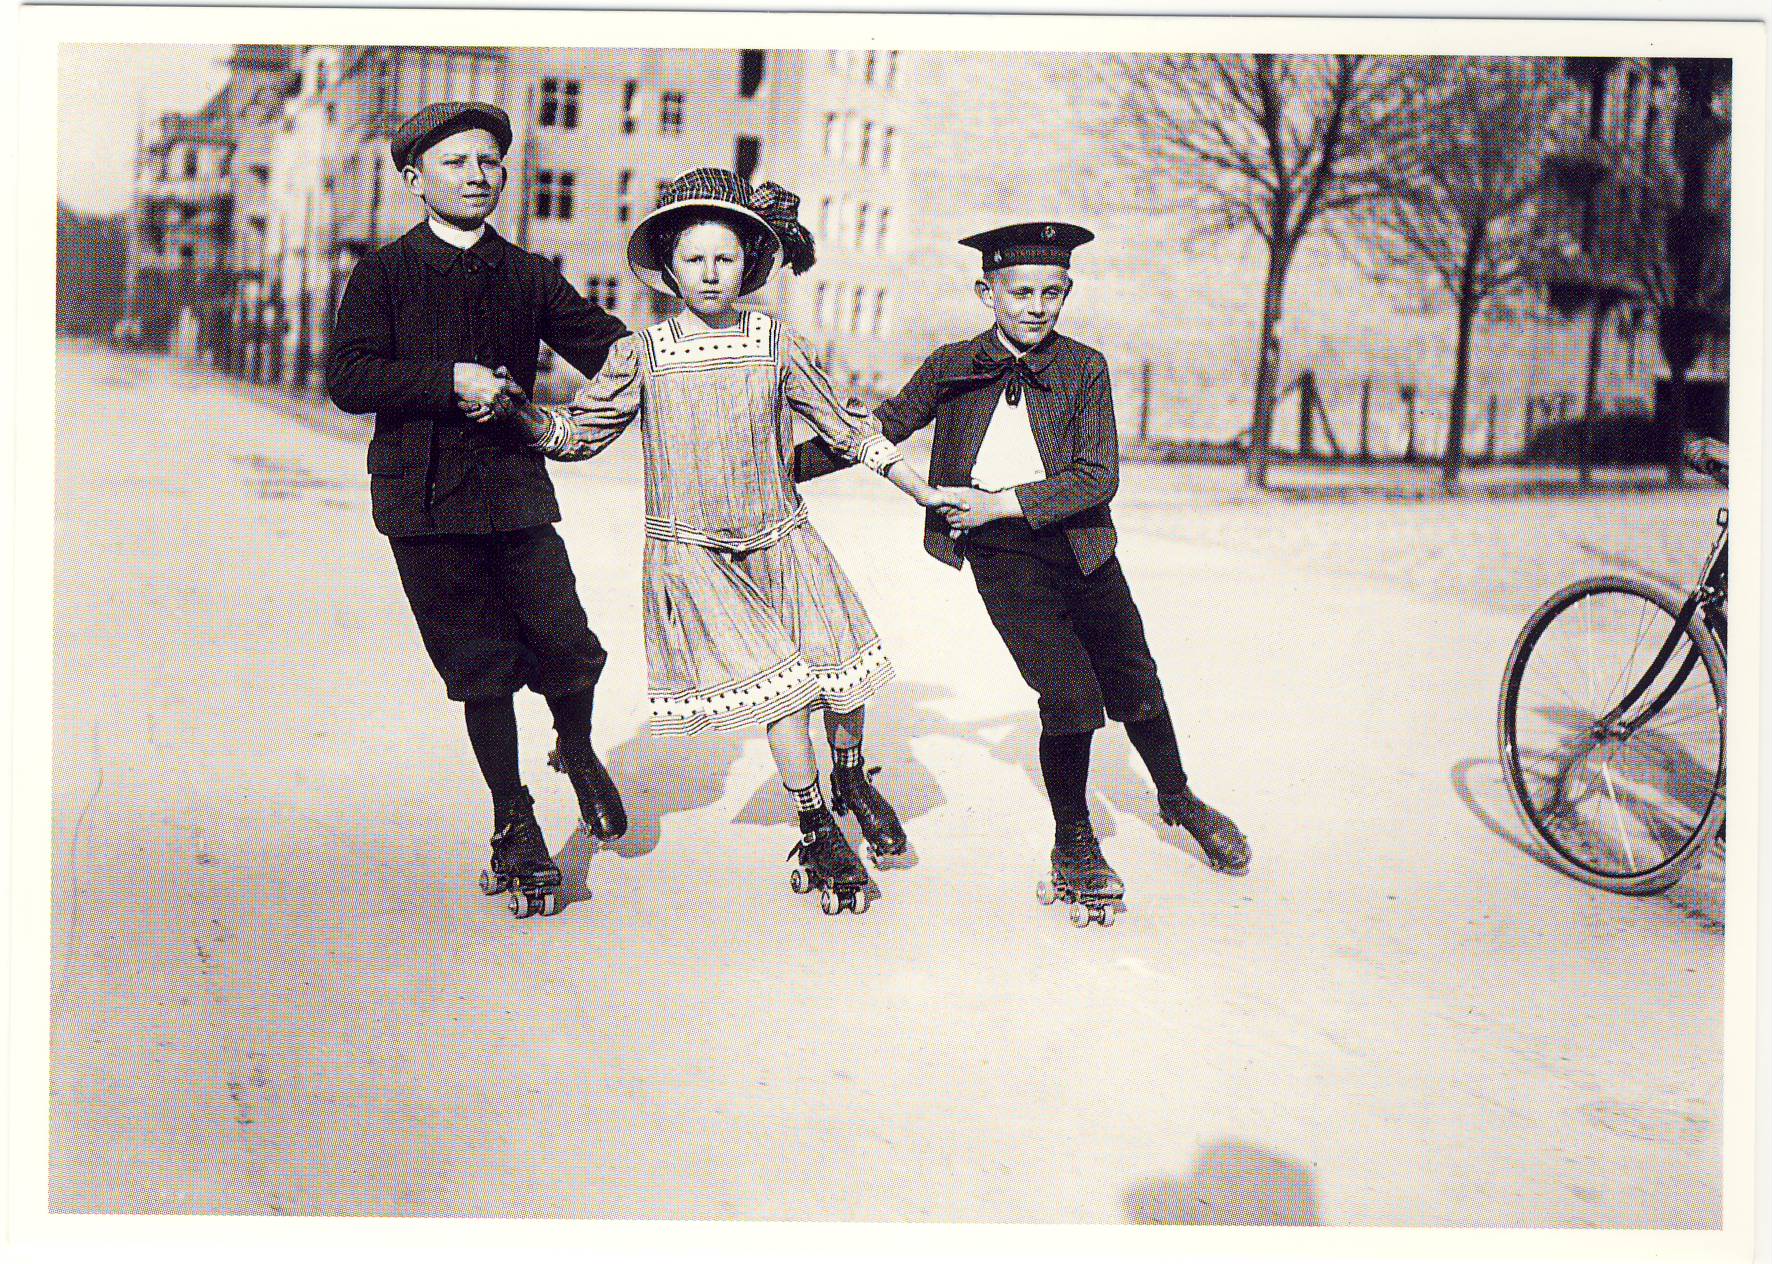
[1069, 902, 1092, 928]
[508, 889, 531, 919]
[849, 888, 869, 914]
[790, 867, 810, 894]
[820, 888, 842, 916]
[1099, 906, 1115, 927]
[543, 892, 560, 917]
[478, 869, 499, 896]
[1036, 878, 1057, 905]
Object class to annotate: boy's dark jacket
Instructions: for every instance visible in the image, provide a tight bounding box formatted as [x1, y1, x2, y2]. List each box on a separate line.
[326, 223, 627, 538]
[794, 328, 1119, 574]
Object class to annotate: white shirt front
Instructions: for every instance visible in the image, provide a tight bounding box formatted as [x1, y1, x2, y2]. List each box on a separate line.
[969, 333, 1049, 493]
[427, 216, 487, 250]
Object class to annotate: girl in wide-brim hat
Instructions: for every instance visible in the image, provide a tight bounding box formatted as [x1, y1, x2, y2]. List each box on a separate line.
[511, 168, 954, 913]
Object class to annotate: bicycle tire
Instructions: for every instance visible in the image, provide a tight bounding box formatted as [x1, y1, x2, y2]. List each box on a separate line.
[1498, 575, 1726, 895]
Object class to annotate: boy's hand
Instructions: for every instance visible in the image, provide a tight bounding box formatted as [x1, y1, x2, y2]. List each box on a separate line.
[939, 490, 1021, 532]
[460, 366, 527, 423]
[455, 362, 506, 419]
[915, 485, 964, 511]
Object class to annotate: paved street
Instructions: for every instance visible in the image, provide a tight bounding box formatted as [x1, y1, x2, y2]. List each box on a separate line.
[48, 341, 1727, 1225]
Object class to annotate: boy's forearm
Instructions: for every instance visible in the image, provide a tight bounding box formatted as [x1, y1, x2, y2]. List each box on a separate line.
[326, 347, 457, 416]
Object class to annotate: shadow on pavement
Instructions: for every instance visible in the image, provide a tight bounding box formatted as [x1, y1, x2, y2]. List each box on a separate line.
[1450, 756, 1723, 933]
[1125, 1139, 1322, 1225]
[557, 680, 1021, 888]
[988, 714, 1234, 871]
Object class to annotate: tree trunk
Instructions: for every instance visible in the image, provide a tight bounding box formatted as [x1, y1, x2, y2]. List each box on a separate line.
[1246, 242, 1292, 489]
[1442, 296, 1478, 487]
[1579, 298, 1611, 484]
[1442, 227, 1488, 488]
[1666, 362, 1690, 486]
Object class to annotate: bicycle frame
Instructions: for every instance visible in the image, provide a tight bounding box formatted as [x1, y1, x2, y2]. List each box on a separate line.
[1598, 507, 1728, 743]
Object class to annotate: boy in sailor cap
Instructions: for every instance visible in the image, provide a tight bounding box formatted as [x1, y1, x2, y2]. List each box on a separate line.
[796, 221, 1250, 918]
[326, 101, 630, 915]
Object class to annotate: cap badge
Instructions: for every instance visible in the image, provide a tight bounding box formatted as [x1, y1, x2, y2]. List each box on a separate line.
[1042, 225, 1056, 239]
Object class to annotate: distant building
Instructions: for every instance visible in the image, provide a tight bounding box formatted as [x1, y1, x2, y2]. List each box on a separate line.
[118, 45, 296, 356]
[1534, 56, 1730, 442]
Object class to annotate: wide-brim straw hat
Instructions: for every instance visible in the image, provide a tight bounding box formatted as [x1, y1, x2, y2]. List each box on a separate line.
[627, 168, 783, 298]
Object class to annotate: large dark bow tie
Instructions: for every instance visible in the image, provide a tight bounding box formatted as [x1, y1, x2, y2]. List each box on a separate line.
[945, 342, 1051, 407]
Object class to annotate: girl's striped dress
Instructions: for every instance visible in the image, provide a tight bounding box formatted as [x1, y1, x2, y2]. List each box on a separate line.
[526, 310, 903, 735]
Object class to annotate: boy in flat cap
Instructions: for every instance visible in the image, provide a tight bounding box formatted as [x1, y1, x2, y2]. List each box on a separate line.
[796, 221, 1250, 923]
[326, 101, 630, 917]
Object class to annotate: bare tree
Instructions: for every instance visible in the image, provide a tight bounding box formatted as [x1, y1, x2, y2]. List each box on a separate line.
[1086, 54, 1416, 487]
[1357, 58, 1572, 487]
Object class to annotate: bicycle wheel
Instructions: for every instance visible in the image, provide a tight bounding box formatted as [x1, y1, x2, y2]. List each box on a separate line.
[1499, 575, 1726, 894]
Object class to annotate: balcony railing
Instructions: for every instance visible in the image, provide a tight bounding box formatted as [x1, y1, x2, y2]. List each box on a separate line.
[138, 174, 234, 204]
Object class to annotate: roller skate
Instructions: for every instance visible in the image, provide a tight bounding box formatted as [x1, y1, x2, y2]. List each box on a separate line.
[787, 808, 872, 915]
[830, 759, 909, 868]
[477, 787, 565, 919]
[547, 742, 628, 841]
[1037, 819, 1124, 927]
[1159, 786, 1250, 874]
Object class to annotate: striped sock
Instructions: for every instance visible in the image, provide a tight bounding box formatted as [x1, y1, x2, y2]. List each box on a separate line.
[832, 744, 864, 772]
[787, 779, 825, 817]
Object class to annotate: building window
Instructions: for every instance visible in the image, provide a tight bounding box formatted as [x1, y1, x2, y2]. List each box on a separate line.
[814, 282, 830, 328]
[660, 90, 685, 135]
[864, 50, 878, 84]
[854, 202, 870, 251]
[875, 206, 892, 252]
[859, 120, 874, 168]
[735, 135, 761, 181]
[587, 275, 621, 309]
[616, 169, 633, 223]
[879, 126, 896, 170]
[621, 80, 639, 134]
[534, 171, 575, 220]
[822, 112, 839, 158]
[539, 78, 581, 129]
[871, 288, 888, 335]
[886, 51, 900, 89]
[849, 287, 867, 334]
[818, 196, 833, 238]
[739, 50, 767, 98]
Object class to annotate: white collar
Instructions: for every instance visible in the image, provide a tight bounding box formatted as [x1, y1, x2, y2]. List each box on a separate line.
[427, 216, 487, 251]
[996, 328, 1034, 361]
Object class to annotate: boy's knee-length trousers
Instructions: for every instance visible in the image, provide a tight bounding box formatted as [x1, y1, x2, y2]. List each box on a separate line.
[389, 525, 607, 703]
[964, 530, 1168, 736]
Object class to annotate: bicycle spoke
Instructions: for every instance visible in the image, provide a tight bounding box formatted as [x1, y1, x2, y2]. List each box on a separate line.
[1599, 761, 1640, 871]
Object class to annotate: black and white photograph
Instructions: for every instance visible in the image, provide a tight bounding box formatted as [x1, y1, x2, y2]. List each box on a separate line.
[12, 3, 1762, 1255]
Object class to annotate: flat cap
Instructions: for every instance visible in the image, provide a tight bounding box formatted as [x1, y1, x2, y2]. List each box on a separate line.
[960, 221, 1095, 272]
[389, 101, 512, 171]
